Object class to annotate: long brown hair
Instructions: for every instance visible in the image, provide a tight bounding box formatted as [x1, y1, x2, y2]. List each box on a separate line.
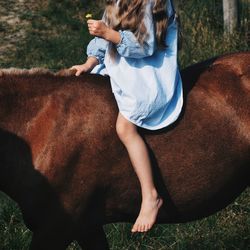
[104, 0, 168, 58]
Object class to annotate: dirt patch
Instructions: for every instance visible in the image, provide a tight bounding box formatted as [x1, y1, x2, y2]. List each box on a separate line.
[0, 0, 46, 64]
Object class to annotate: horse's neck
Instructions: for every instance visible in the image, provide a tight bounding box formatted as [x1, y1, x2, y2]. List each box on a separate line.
[0, 74, 66, 134]
[0, 75, 62, 200]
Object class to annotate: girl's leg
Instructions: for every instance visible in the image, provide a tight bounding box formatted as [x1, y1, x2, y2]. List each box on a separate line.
[116, 112, 163, 233]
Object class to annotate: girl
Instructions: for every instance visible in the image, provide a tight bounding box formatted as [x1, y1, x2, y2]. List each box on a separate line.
[71, 0, 183, 233]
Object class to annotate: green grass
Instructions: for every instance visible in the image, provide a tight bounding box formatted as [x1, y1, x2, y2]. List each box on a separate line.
[177, 0, 249, 67]
[0, 190, 249, 249]
[103, 191, 250, 250]
[0, 193, 31, 250]
[0, 0, 249, 249]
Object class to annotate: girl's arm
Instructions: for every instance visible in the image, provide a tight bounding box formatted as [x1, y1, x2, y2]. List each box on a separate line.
[86, 36, 109, 64]
[71, 34, 109, 76]
[88, 1, 156, 59]
[70, 56, 99, 76]
[115, 1, 156, 58]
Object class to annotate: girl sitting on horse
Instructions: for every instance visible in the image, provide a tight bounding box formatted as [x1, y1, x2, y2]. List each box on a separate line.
[71, 0, 183, 233]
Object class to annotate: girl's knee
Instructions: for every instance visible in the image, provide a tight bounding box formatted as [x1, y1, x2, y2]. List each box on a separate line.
[116, 120, 128, 140]
[116, 115, 136, 142]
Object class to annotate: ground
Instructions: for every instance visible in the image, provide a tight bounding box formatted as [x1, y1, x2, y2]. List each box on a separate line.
[0, 0, 44, 63]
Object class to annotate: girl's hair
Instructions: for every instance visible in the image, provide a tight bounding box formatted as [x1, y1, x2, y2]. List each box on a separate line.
[104, 0, 168, 58]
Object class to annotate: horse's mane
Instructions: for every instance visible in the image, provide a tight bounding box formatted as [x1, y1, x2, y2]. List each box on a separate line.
[0, 67, 110, 98]
[0, 68, 76, 77]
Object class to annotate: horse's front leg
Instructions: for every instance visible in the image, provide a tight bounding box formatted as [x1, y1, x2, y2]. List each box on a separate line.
[77, 226, 109, 250]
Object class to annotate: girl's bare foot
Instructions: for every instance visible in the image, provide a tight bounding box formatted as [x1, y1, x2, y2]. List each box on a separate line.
[131, 194, 163, 233]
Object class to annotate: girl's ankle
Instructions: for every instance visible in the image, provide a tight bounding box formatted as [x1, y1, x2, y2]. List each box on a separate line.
[142, 188, 159, 201]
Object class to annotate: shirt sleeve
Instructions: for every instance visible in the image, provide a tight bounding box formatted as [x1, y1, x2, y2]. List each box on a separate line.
[115, 1, 156, 58]
[86, 37, 109, 64]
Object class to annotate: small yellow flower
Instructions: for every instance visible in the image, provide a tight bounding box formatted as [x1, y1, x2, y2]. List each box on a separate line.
[85, 13, 93, 19]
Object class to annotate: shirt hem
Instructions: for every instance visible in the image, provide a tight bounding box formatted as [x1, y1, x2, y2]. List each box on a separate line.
[119, 95, 183, 131]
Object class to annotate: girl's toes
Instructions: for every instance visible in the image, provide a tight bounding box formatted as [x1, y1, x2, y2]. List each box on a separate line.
[143, 225, 148, 232]
[136, 224, 141, 232]
[140, 224, 145, 232]
[131, 223, 138, 233]
[145, 224, 150, 232]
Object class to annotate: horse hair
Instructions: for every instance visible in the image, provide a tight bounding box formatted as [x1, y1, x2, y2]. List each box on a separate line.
[0, 68, 76, 77]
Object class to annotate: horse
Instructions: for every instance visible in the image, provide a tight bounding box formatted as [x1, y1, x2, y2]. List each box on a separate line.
[0, 51, 249, 250]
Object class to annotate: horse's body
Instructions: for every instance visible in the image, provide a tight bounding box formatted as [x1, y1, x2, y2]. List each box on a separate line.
[0, 52, 249, 249]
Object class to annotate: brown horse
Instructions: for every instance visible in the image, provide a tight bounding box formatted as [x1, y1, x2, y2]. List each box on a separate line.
[0, 51, 249, 250]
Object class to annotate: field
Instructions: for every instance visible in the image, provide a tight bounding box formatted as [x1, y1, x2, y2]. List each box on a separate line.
[0, 0, 249, 249]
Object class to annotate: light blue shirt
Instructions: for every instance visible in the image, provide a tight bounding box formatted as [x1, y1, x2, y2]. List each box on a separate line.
[86, 0, 183, 130]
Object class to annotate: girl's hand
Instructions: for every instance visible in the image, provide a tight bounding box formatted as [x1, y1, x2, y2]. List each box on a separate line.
[87, 19, 121, 44]
[70, 57, 99, 76]
[70, 64, 90, 76]
[87, 19, 109, 38]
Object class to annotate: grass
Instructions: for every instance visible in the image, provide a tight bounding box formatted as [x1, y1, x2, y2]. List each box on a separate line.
[103, 192, 250, 250]
[0, 190, 249, 249]
[0, 0, 249, 249]
[0, 193, 31, 250]
[177, 0, 249, 67]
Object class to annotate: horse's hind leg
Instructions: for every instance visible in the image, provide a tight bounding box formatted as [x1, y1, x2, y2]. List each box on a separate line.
[77, 226, 109, 250]
[30, 230, 71, 250]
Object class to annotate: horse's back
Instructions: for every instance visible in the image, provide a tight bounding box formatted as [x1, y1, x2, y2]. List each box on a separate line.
[68, 51, 250, 223]
[0, 52, 249, 225]
[123, 52, 250, 222]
